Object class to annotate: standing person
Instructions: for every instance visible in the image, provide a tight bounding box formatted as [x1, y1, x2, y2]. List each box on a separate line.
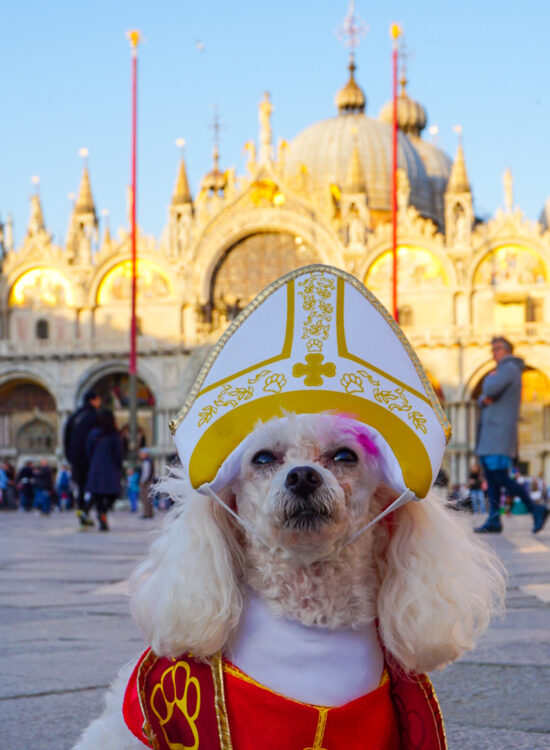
[139, 448, 154, 519]
[55, 464, 73, 511]
[127, 466, 140, 513]
[16, 460, 35, 512]
[85, 410, 123, 531]
[64, 389, 101, 528]
[468, 461, 485, 514]
[0, 462, 8, 509]
[475, 337, 548, 534]
[33, 459, 54, 515]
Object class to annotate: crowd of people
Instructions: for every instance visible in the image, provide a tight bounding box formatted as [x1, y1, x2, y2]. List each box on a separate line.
[0, 389, 162, 529]
[2, 337, 549, 536]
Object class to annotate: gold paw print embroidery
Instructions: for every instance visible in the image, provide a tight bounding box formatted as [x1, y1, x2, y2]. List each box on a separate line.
[150, 661, 201, 750]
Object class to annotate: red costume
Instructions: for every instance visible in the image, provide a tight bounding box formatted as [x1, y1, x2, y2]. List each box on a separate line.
[123, 649, 447, 750]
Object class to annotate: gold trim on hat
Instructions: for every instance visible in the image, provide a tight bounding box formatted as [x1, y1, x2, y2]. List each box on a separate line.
[188, 389, 433, 498]
[170, 264, 451, 444]
[197, 280, 295, 398]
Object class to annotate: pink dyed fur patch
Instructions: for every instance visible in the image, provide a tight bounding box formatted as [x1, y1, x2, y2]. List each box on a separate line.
[335, 414, 380, 457]
[355, 430, 380, 457]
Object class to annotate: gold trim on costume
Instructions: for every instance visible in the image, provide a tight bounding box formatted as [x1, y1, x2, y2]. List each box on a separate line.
[210, 652, 234, 750]
[420, 674, 448, 750]
[304, 708, 329, 750]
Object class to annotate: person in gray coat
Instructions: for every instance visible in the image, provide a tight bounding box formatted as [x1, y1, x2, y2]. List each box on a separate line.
[475, 336, 548, 534]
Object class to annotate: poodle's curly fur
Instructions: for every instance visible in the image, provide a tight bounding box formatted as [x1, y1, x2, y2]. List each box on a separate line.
[74, 413, 506, 749]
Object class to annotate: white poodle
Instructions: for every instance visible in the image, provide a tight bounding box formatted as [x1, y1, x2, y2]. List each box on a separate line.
[73, 413, 505, 750]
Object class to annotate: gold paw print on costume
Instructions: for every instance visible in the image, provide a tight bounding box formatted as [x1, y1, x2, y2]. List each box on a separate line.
[340, 370, 427, 433]
[293, 353, 336, 387]
[150, 660, 201, 750]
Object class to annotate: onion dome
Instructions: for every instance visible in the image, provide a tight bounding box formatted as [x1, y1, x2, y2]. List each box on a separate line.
[201, 147, 226, 195]
[285, 113, 432, 218]
[379, 78, 427, 137]
[334, 55, 366, 115]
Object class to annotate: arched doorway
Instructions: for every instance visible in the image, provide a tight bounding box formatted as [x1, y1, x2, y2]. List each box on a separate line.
[471, 366, 550, 478]
[85, 371, 156, 455]
[203, 231, 320, 327]
[0, 378, 58, 459]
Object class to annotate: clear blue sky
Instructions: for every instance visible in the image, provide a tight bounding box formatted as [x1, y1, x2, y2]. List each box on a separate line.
[1, 0, 549, 248]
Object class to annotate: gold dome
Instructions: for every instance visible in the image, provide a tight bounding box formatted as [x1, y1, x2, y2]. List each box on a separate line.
[334, 56, 366, 115]
[379, 80, 427, 137]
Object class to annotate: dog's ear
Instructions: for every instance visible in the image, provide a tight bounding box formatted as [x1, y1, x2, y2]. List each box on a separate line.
[373, 490, 505, 674]
[130, 468, 245, 658]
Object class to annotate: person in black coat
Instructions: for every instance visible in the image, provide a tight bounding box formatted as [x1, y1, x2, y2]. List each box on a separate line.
[85, 409, 123, 531]
[64, 389, 101, 527]
[16, 461, 35, 512]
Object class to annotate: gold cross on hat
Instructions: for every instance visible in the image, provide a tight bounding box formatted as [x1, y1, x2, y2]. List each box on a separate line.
[292, 354, 336, 387]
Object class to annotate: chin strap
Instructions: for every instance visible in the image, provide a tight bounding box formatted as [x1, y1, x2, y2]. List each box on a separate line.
[342, 488, 417, 547]
[200, 484, 270, 548]
[200, 483, 417, 550]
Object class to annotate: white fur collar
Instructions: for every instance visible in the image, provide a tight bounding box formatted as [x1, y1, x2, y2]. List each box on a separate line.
[225, 592, 383, 707]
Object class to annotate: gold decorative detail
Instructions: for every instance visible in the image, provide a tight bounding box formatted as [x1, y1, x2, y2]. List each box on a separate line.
[198, 371, 286, 426]
[263, 373, 286, 393]
[210, 653, 233, 750]
[170, 264, 451, 444]
[150, 660, 201, 750]
[341, 370, 428, 433]
[292, 353, 336, 387]
[303, 707, 329, 750]
[298, 271, 336, 351]
[340, 373, 364, 393]
[306, 338, 324, 353]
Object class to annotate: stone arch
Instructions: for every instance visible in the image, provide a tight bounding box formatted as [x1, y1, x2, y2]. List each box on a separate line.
[468, 242, 549, 289]
[75, 361, 159, 409]
[91, 256, 175, 306]
[15, 417, 56, 454]
[192, 207, 345, 304]
[0, 375, 58, 457]
[76, 362, 160, 450]
[363, 244, 452, 291]
[7, 265, 75, 308]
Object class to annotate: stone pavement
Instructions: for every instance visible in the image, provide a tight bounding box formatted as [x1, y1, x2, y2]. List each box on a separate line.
[0, 508, 549, 750]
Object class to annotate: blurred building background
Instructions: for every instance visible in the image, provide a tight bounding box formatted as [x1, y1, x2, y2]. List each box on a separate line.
[1, 58, 550, 484]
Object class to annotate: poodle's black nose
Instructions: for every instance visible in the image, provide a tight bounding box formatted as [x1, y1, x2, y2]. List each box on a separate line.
[285, 466, 323, 498]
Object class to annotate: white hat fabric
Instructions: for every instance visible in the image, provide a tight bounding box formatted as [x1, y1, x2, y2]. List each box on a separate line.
[170, 264, 450, 499]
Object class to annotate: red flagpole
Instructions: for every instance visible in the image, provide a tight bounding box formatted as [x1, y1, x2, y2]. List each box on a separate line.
[390, 24, 401, 322]
[127, 30, 140, 462]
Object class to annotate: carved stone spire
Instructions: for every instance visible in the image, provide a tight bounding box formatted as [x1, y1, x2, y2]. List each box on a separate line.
[346, 143, 365, 193]
[445, 135, 473, 248]
[66, 150, 98, 264]
[27, 177, 45, 238]
[172, 139, 192, 205]
[503, 167, 514, 213]
[172, 158, 192, 205]
[258, 92, 274, 164]
[446, 143, 471, 195]
[75, 166, 96, 215]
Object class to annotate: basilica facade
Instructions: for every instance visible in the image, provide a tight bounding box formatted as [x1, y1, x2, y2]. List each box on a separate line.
[2, 59, 550, 484]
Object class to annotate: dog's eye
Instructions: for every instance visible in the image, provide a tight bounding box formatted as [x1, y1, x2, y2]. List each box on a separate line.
[332, 448, 358, 463]
[252, 450, 278, 466]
